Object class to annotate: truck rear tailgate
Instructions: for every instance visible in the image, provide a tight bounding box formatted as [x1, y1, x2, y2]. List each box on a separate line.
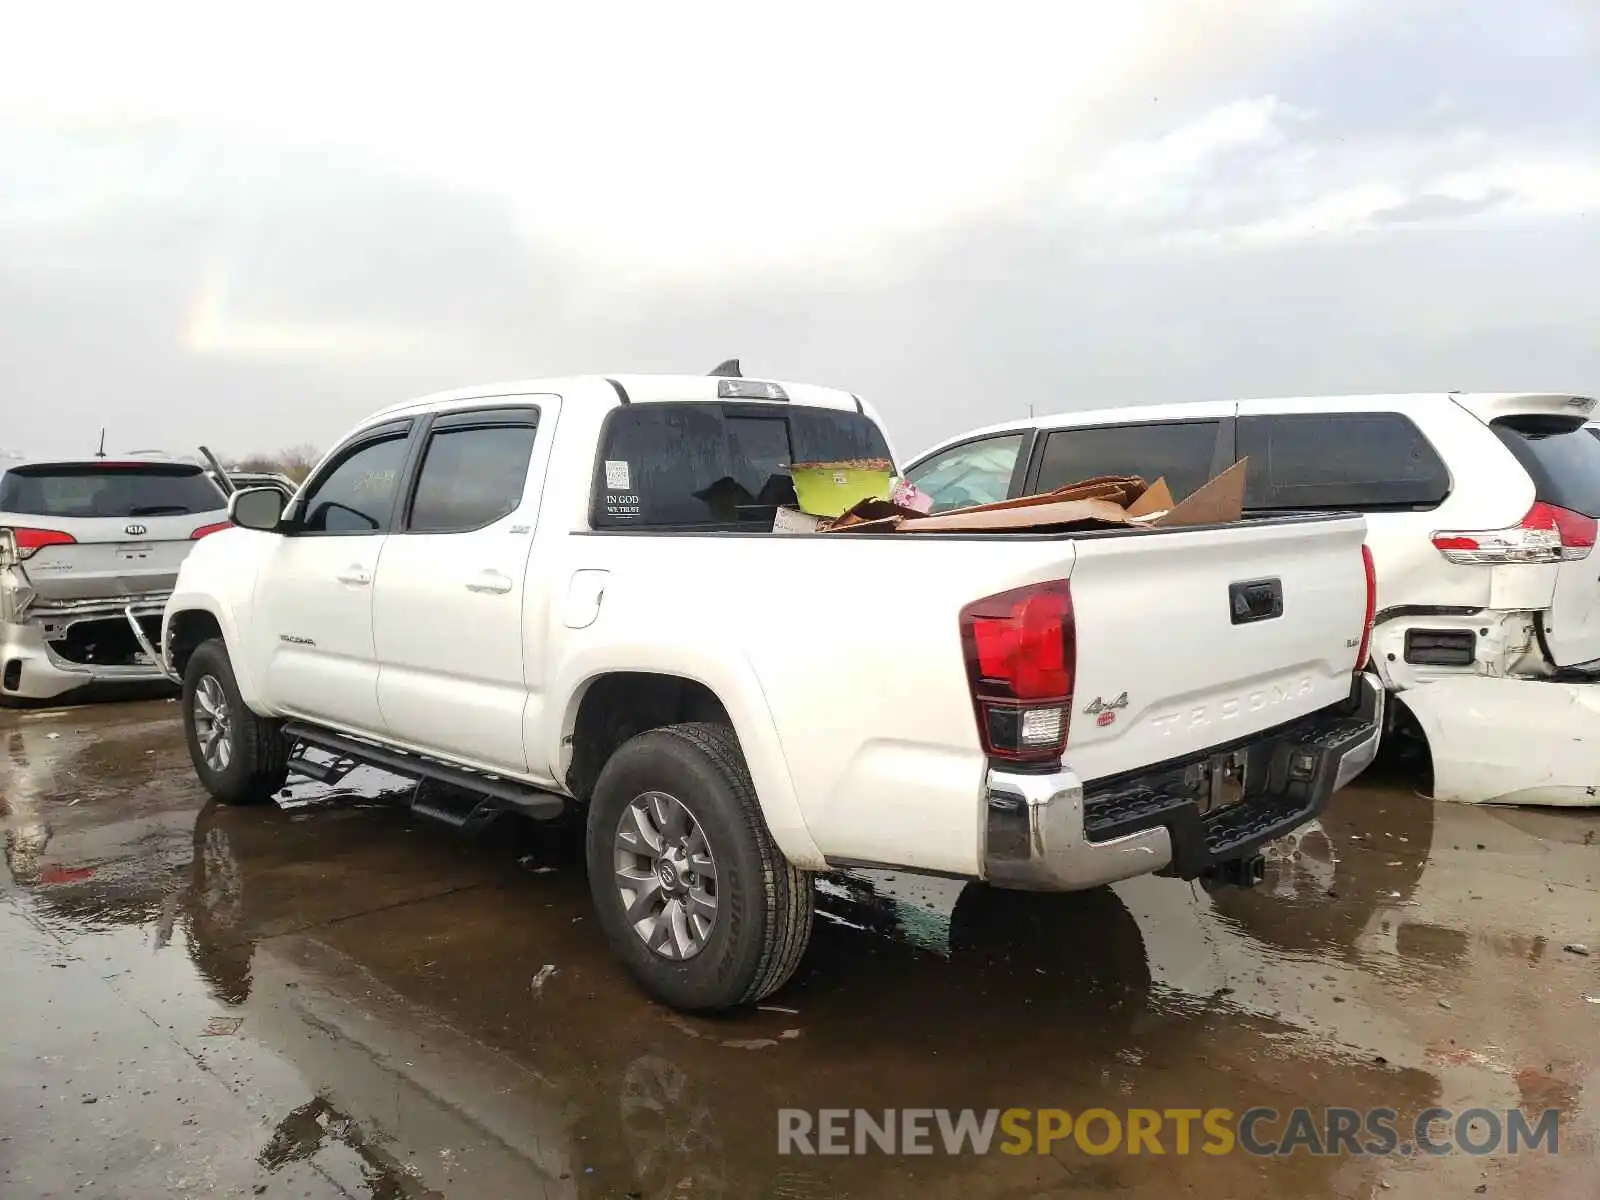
[1063, 512, 1370, 784]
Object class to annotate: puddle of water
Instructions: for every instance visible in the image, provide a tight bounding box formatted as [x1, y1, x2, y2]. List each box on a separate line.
[3, 708, 1596, 1198]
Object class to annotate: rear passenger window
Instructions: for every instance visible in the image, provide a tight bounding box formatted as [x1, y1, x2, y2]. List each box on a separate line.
[1238, 413, 1450, 511]
[593, 403, 894, 528]
[1035, 422, 1219, 499]
[408, 423, 538, 533]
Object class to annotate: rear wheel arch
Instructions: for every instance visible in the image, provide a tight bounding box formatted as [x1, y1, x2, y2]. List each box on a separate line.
[1382, 688, 1435, 791]
[565, 671, 734, 803]
[562, 665, 826, 869]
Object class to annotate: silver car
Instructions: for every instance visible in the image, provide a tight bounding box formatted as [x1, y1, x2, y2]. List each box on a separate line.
[0, 454, 230, 706]
[206, 468, 298, 502]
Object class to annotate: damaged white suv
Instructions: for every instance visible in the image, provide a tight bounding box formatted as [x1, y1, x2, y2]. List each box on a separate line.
[0, 454, 231, 705]
[906, 391, 1600, 806]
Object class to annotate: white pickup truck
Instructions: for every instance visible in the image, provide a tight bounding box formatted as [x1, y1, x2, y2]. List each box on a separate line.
[154, 372, 1382, 1011]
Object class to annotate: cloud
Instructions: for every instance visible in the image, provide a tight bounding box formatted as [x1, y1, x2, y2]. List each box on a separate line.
[1062, 81, 1598, 251]
[0, 0, 1594, 464]
[1371, 189, 1518, 226]
[0, 1, 1153, 271]
[1085, 97, 1302, 206]
[1225, 156, 1600, 245]
[1, 0, 1374, 274]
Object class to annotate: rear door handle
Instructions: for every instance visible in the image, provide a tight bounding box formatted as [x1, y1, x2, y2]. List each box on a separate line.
[465, 570, 514, 595]
[336, 565, 372, 587]
[1229, 577, 1283, 624]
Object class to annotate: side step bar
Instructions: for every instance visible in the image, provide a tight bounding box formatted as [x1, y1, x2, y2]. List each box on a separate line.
[282, 721, 568, 822]
[284, 750, 362, 786]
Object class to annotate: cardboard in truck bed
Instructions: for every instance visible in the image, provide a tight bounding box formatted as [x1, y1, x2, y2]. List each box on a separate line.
[820, 459, 1248, 535]
[773, 498, 927, 532]
[820, 475, 1150, 534]
[772, 506, 824, 534]
[937, 474, 1149, 515]
[827, 497, 943, 528]
[1145, 457, 1246, 528]
[862, 496, 1136, 534]
[1123, 477, 1173, 518]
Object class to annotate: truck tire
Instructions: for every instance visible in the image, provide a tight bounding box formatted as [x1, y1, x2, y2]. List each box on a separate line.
[181, 638, 290, 806]
[586, 722, 814, 1012]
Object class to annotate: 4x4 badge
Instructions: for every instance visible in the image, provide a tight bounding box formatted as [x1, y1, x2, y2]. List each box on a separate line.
[1082, 692, 1128, 715]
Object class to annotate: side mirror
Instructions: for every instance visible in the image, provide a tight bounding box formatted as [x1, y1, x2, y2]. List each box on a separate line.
[229, 487, 286, 532]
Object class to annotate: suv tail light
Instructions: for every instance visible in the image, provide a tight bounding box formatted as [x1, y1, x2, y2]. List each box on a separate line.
[959, 580, 1075, 763]
[1355, 543, 1376, 671]
[5, 527, 77, 560]
[190, 521, 232, 540]
[1432, 502, 1597, 565]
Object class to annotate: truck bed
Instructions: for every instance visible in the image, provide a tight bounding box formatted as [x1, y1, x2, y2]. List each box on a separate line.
[559, 508, 1370, 875]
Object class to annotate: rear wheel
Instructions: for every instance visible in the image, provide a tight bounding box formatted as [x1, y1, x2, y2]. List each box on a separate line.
[181, 638, 290, 806]
[586, 722, 814, 1012]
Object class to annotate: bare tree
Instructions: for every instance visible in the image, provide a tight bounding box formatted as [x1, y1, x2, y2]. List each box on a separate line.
[278, 444, 320, 483]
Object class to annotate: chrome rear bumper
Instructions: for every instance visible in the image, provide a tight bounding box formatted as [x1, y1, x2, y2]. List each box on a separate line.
[982, 674, 1384, 890]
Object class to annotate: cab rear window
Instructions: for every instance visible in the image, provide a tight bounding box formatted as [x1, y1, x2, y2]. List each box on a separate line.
[0, 464, 225, 519]
[592, 403, 894, 529]
[1492, 416, 1600, 517]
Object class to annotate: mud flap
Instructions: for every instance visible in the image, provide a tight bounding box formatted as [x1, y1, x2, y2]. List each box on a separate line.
[1400, 675, 1600, 806]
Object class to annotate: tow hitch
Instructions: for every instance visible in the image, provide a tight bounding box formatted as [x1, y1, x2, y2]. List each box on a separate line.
[1202, 854, 1266, 889]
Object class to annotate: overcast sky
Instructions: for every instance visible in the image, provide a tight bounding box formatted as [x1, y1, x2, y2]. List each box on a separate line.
[2, 0, 1596, 463]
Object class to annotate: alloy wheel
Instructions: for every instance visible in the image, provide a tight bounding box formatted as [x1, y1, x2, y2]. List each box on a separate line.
[613, 791, 719, 960]
[193, 675, 234, 772]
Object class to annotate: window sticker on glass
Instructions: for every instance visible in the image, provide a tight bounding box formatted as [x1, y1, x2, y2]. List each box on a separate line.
[605, 460, 631, 491]
[605, 492, 641, 519]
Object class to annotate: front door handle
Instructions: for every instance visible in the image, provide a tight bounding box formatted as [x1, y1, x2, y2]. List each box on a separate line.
[336, 565, 372, 587]
[465, 570, 514, 595]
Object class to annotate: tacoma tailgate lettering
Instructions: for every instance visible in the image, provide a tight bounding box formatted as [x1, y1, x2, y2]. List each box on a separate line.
[1149, 676, 1316, 736]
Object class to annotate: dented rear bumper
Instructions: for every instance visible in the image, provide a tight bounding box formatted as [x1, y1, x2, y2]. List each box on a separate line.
[0, 591, 176, 704]
[1399, 674, 1600, 806]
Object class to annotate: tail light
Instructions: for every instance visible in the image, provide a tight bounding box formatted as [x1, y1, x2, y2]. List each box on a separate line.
[959, 580, 1075, 764]
[190, 521, 232, 539]
[1355, 543, 1376, 671]
[5, 527, 76, 560]
[1432, 502, 1597, 565]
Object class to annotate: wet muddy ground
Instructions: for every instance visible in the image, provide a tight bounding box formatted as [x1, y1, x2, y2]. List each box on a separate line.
[1, 700, 1597, 1199]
